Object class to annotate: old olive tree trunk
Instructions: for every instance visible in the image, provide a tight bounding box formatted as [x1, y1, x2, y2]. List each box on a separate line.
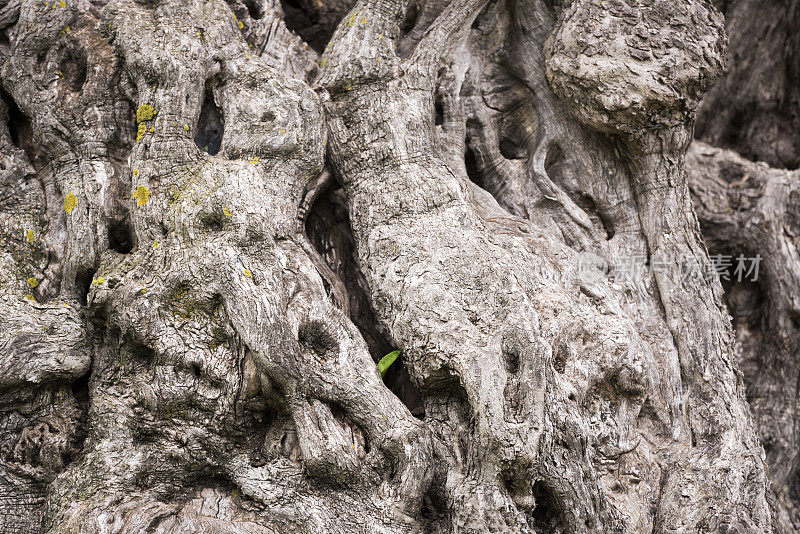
[1, 0, 794, 532]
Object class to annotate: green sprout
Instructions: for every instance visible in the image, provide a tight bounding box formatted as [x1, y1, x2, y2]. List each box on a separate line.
[378, 350, 400, 377]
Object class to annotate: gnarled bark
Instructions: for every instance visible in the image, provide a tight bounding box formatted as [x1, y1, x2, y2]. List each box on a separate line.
[0, 0, 788, 532]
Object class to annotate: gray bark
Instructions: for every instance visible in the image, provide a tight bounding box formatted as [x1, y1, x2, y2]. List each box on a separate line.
[0, 0, 791, 532]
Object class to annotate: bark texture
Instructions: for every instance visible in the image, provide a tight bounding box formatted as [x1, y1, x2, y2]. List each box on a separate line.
[0, 0, 793, 532]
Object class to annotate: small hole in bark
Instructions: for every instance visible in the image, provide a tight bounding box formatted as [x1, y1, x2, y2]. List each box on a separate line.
[243, 0, 264, 19]
[280, 428, 301, 459]
[75, 268, 95, 306]
[191, 362, 202, 378]
[544, 143, 564, 174]
[420, 485, 448, 526]
[3, 90, 29, 150]
[200, 212, 226, 232]
[194, 88, 223, 155]
[280, 0, 351, 53]
[63, 49, 88, 92]
[383, 357, 426, 419]
[145, 514, 169, 532]
[505, 349, 520, 376]
[434, 94, 444, 126]
[714, 249, 765, 332]
[108, 218, 135, 253]
[298, 320, 339, 357]
[401, 1, 419, 34]
[499, 138, 526, 160]
[71, 371, 91, 404]
[128, 338, 156, 366]
[464, 143, 485, 189]
[531, 481, 562, 532]
[329, 401, 371, 455]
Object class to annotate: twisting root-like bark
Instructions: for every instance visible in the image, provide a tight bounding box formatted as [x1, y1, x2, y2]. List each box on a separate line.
[39, 0, 431, 531]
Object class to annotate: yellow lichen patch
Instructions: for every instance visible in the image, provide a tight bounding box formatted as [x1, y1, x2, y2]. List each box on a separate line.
[243, 269, 252, 278]
[92, 276, 106, 285]
[223, 207, 232, 218]
[184, 124, 189, 131]
[136, 104, 157, 142]
[133, 168, 139, 177]
[139, 288, 148, 294]
[232, 13, 244, 29]
[280, 128, 286, 135]
[249, 157, 259, 164]
[137, 104, 156, 122]
[26, 230, 34, 242]
[132, 185, 150, 207]
[28, 277, 39, 288]
[153, 240, 159, 249]
[64, 192, 77, 213]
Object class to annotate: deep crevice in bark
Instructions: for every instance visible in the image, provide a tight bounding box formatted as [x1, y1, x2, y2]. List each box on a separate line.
[695, 0, 800, 169]
[194, 87, 224, 156]
[279, 0, 354, 53]
[2, 88, 31, 155]
[463, 142, 485, 190]
[530, 480, 564, 534]
[305, 185, 393, 357]
[107, 217, 135, 254]
[499, 136, 526, 161]
[401, 0, 421, 36]
[305, 184, 425, 417]
[383, 358, 426, 419]
[243, 0, 265, 20]
[75, 267, 96, 307]
[434, 90, 444, 126]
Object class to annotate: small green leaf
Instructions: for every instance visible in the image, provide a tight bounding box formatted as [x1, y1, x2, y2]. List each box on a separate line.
[378, 350, 401, 377]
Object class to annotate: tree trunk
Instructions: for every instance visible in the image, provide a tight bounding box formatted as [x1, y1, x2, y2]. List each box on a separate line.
[0, 0, 791, 532]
